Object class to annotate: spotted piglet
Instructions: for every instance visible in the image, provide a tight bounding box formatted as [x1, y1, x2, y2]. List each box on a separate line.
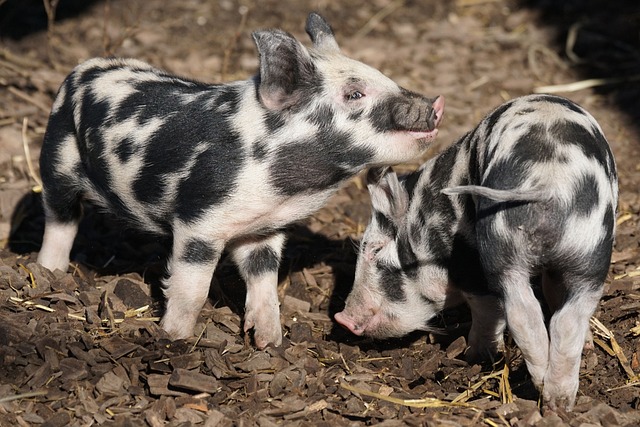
[37, 13, 444, 349]
[335, 94, 617, 409]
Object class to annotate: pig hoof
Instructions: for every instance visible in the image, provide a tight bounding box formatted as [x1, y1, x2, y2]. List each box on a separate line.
[160, 321, 194, 340]
[160, 314, 197, 340]
[243, 311, 283, 349]
[465, 348, 491, 365]
[251, 327, 283, 349]
[543, 396, 574, 413]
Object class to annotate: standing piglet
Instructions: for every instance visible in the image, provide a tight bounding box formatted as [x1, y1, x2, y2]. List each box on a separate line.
[335, 94, 617, 410]
[37, 13, 444, 349]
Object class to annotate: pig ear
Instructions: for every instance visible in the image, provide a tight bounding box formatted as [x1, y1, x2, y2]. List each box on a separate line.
[252, 29, 317, 111]
[305, 12, 340, 52]
[367, 167, 409, 224]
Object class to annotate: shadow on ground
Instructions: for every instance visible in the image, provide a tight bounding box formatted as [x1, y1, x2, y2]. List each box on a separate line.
[522, 0, 640, 129]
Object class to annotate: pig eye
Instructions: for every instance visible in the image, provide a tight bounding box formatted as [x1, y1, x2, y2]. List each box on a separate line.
[346, 91, 364, 101]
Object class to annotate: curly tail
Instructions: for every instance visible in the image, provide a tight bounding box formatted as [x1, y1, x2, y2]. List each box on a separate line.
[441, 185, 551, 202]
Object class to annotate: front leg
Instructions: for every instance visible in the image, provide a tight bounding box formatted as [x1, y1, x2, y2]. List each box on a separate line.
[161, 233, 223, 340]
[230, 232, 286, 349]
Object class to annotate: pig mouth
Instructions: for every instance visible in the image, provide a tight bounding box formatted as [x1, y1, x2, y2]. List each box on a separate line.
[407, 128, 439, 144]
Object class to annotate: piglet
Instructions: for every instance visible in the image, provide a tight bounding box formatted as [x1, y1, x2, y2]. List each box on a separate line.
[335, 94, 617, 410]
[37, 13, 444, 349]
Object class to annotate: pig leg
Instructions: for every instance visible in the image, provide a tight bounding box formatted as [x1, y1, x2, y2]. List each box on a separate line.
[38, 167, 82, 271]
[37, 95, 83, 272]
[161, 230, 223, 339]
[463, 292, 506, 363]
[543, 276, 603, 410]
[496, 269, 549, 389]
[542, 271, 594, 351]
[38, 219, 79, 273]
[230, 232, 286, 349]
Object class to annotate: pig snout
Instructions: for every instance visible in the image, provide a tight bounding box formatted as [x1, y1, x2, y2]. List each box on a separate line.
[335, 305, 386, 337]
[334, 311, 367, 336]
[394, 95, 445, 132]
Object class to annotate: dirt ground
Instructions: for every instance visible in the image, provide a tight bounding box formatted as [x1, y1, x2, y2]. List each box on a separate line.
[1, 0, 639, 425]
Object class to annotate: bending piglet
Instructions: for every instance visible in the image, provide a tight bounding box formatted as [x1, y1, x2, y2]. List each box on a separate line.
[335, 94, 618, 410]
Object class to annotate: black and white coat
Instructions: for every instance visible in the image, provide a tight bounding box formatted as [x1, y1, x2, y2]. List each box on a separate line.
[336, 94, 617, 410]
[37, 13, 444, 349]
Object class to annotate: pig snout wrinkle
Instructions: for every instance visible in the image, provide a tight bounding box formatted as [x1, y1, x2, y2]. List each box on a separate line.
[398, 95, 445, 132]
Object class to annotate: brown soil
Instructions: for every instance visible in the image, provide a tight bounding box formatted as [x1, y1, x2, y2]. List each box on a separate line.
[1, 0, 639, 426]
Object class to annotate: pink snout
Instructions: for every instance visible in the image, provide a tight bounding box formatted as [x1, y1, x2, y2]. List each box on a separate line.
[334, 311, 366, 336]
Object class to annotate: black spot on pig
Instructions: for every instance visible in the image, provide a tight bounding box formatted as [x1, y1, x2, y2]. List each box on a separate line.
[269, 130, 373, 195]
[40, 173, 83, 223]
[306, 104, 334, 126]
[425, 224, 451, 269]
[181, 238, 217, 264]
[429, 144, 458, 190]
[533, 94, 585, 116]
[132, 96, 241, 206]
[402, 168, 424, 197]
[377, 262, 406, 302]
[348, 110, 364, 121]
[175, 137, 245, 222]
[252, 140, 269, 161]
[114, 80, 207, 124]
[242, 245, 281, 277]
[114, 136, 139, 163]
[397, 233, 418, 278]
[484, 99, 514, 141]
[78, 91, 110, 157]
[573, 173, 600, 216]
[211, 86, 243, 114]
[483, 156, 527, 191]
[511, 124, 557, 163]
[553, 121, 613, 176]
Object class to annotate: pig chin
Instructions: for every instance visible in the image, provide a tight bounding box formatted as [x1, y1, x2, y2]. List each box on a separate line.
[409, 128, 439, 147]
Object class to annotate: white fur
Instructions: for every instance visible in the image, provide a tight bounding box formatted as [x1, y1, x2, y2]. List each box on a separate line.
[37, 221, 78, 272]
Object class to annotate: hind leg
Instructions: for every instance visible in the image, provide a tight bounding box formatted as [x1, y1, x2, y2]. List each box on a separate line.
[37, 176, 82, 273]
[38, 219, 79, 272]
[543, 275, 603, 410]
[542, 271, 594, 352]
[496, 268, 549, 389]
[37, 121, 83, 272]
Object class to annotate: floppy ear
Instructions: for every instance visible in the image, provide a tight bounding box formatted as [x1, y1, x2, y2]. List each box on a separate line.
[366, 167, 409, 225]
[305, 12, 340, 53]
[252, 29, 317, 111]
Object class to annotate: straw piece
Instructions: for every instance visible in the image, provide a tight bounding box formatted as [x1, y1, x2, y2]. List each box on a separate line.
[590, 317, 639, 381]
[355, 0, 405, 39]
[452, 371, 502, 403]
[340, 381, 476, 409]
[534, 74, 640, 94]
[499, 363, 513, 404]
